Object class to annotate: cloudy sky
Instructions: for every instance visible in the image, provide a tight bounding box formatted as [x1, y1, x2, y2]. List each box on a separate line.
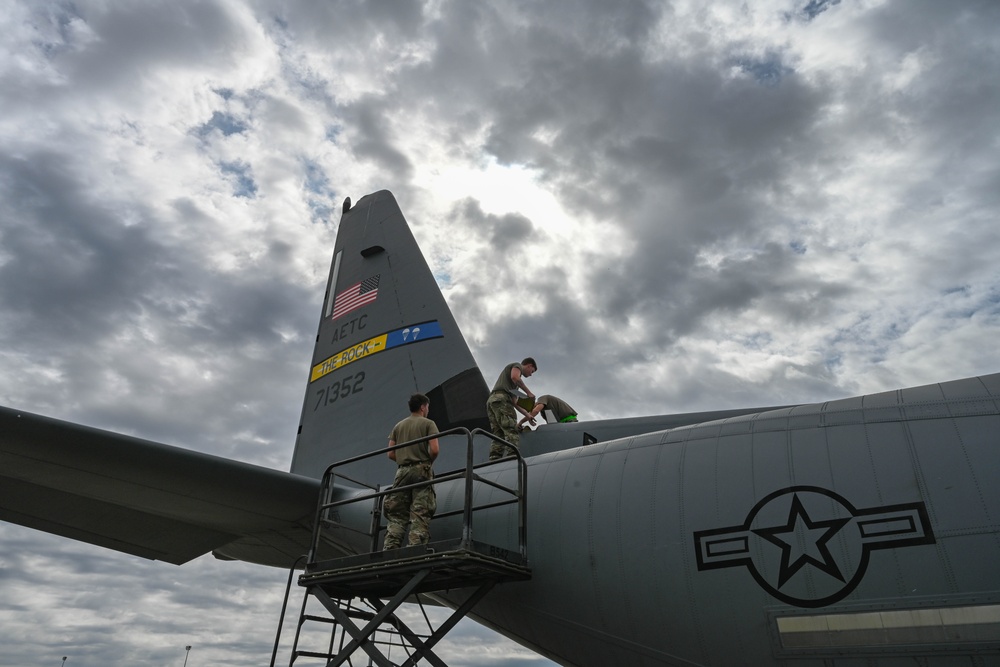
[1, 0, 998, 664]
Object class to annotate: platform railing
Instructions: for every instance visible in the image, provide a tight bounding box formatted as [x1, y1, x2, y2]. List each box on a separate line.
[306, 427, 527, 568]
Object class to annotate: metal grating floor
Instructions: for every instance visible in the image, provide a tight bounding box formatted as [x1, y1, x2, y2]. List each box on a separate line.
[300, 539, 530, 599]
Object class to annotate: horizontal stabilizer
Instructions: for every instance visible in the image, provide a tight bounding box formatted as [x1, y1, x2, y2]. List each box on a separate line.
[0, 406, 319, 565]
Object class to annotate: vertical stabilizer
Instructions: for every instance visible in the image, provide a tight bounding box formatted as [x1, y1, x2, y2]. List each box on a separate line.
[290, 191, 488, 481]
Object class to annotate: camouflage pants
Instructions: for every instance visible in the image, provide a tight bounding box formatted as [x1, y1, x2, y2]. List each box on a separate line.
[382, 463, 436, 549]
[486, 392, 520, 460]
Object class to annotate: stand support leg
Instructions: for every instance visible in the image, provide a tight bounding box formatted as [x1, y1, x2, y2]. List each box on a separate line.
[391, 581, 497, 667]
[311, 568, 431, 667]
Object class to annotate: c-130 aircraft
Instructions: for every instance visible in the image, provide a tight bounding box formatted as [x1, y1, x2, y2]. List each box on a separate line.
[2, 190, 999, 666]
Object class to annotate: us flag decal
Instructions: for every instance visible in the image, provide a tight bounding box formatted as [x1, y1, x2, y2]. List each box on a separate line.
[330, 274, 380, 320]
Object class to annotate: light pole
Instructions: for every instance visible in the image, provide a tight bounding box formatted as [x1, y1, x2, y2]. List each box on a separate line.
[60, 659, 67, 667]
[182, 646, 192, 667]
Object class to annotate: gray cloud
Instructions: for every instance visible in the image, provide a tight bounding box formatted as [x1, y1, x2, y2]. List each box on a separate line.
[347, 96, 416, 178]
[2, 1, 999, 665]
[0, 150, 162, 343]
[52, 2, 250, 92]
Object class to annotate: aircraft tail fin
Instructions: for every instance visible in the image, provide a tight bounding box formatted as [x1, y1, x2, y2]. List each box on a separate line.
[289, 191, 488, 482]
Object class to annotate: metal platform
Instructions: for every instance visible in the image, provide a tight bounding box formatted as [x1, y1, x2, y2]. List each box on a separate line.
[276, 428, 532, 666]
[300, 538, 531, 599]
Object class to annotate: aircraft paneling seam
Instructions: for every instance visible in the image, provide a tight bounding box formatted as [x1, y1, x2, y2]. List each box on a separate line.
[934, 526, 1000, 537]
[945, 410, 992, 529]
[677, 439, 710, 663]
[661, 407, 1000, 444]
[584, 451, 609, 632]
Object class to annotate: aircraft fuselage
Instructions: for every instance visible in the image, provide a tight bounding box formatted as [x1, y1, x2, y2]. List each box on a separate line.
[416, 376, 1000, 666]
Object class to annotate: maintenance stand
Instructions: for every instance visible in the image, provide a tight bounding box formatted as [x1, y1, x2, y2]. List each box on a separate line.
[275, 428, 531, 667]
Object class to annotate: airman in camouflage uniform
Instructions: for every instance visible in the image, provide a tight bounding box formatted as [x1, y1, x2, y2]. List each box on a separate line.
[487, 358, 537, 460]
[517, 394, 578, 427]
[383, 393, 439, 549]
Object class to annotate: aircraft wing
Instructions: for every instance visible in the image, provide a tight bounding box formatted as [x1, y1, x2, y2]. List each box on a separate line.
[0, 405, 319, 566]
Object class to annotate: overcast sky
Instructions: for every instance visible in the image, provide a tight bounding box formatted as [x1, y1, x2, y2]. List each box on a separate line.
[1, 0, 998, 665]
